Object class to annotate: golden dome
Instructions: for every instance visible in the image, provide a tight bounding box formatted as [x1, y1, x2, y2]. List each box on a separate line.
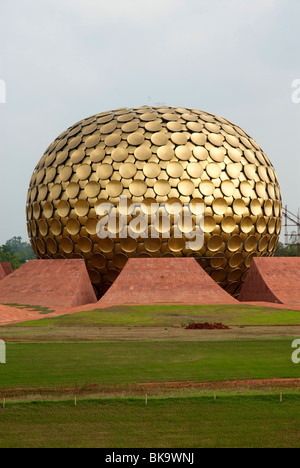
[26, 106, 282, 298]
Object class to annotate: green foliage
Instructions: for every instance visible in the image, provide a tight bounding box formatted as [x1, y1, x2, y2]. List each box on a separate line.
[274, 240, 300, 257]
[0, 237, 35, 269]
[0, 245, 21, 269]
[4, 236, 35, 263]
[275, 231, 300, 256]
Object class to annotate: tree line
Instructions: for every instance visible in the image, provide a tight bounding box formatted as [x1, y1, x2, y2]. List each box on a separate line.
[0, 237, 35, 269]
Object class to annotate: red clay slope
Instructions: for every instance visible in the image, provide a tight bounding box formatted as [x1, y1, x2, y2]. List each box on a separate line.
[98, 258, 238, 307]
[0, 259, 97, 309]
[238, 257, 300, 308]
[0, 262, 13, 280]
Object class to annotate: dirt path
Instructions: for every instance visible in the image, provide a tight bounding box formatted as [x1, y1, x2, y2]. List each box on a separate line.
[1, 378, 299, 400]
[0, 304, 77, 326]
[134, 378, 300, 390]
[1, 325, 300, 342]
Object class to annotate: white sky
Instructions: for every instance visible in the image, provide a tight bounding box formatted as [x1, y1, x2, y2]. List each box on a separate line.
[0, 0, 299, 244]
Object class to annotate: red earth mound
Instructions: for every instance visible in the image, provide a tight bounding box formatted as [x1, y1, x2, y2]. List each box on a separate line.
[98, 258, 238, 307]
[0, 262, 13, 280]
[0, 259, 97, 309]
[185, 322, 230, 330]
[239, 257, 300, 309]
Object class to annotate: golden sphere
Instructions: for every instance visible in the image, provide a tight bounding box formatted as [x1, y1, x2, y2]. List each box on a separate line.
[26, 106, 282, 298]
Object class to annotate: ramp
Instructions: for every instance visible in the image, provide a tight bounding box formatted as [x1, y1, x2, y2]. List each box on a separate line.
[0, 259, 97, 309]
[238, 257, 300, 308]
[98, 258, 238, 307]
[0, 262, 13, 280]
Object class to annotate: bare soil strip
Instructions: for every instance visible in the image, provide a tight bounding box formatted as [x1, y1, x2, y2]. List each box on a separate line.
[1, 378, 300, 401]
[2, 325, 300, 342]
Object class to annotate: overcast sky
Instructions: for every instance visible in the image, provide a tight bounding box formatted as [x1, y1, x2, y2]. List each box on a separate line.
[0, 0, 299, 244]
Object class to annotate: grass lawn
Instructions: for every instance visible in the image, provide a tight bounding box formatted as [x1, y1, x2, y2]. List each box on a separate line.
[7, 304, 300, 328]
[0, 395, 299, 448]
[0, 306, 299, 449]
[0, 339, 298, 390]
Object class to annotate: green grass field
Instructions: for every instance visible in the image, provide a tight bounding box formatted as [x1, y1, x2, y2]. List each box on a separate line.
[1, 303, 300, 447]
[0, 339, 298, 390]
[0, 396, 299, 448]
[8, 304, 300, 327]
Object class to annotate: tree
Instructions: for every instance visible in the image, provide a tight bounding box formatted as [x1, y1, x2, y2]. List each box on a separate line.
[0, 237, 35, 269]
[0, 245, 21, 269]
[274, 233, 300, 257]
[3, 237, 35, 264]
